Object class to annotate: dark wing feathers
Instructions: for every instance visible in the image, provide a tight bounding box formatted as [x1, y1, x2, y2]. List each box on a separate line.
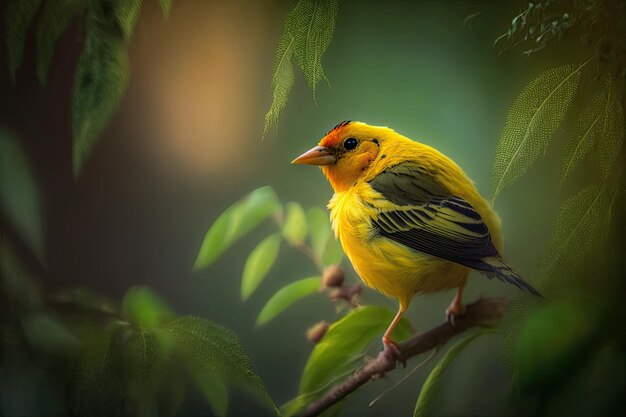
[368, 162, 541, 295]
[368, 162, 498, 270]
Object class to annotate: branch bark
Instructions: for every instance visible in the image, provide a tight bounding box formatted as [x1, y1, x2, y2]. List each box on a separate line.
[300, 297, 508, 417]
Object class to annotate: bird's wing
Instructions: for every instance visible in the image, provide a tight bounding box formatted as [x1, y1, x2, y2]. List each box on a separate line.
[368, 162, 498, 270]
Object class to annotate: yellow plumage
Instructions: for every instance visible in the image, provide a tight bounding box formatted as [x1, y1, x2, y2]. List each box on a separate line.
[293, 121, 538, 349]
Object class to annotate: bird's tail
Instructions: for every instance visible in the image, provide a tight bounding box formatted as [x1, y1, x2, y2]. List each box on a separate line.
[480, 256, 542, 297]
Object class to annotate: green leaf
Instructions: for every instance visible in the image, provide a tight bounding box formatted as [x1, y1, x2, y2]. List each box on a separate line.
[256, 276, 320, 326]
[540, 184, 607, 293]
[282, 201, 308, 243]
[241, 234, 281, 300]
[263, 0, 339, 134]
[190, 369, 228, 417]
[321, 235, 343, 266]
[35, 0, 86, 84]
[290, 0, 338, 96]
[159, 316, 278, 414]
[299, 306, 413, 395]
[72, 2, 131, 175]
[122, 286, 174, 328]
[263, 27, 295, 135]
[0, 129, 45, 262]
[21, 313, 80, 356]
[413, 331, 485, 417]
[121, 327, 166, 403]
[113, 0, 143, 40]
[194, 186, 281, 270]
[597, 77, 624, 181]
[490, 63, 586, 203]
[159, 0, 174, 18]
[72, 322, 125, 417]
[4, 0, 42, 79]
[307, 207, 330, 257]
[306, 207, 342, 266]
[514, 297, 601, 393]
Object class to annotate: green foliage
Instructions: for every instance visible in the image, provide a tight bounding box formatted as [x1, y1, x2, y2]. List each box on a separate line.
[35, 0, 87, 83]
[282, 201, 309, 243]
[161, 316, 278, 414]
[540, 184, 607, 294]
[121, 286, 174, 328]
[257, 276, 320, 326]
[293, 306, 412, 412]
[307, 207, 343, 266]
[514, 297, 602, 393]
[194, 186, 282, 270]
[241, 234, 282, 300]
[263, 0, 339, 135]
[490, 63, 585, 203]
[4, 0, 42, 79]
[72, 1, 131, 175]
[560, 77, 612, 187]
[0, 130, 45, 262]
[597, 78, 624, 181]
[413, 331, 486, 417]
[4, 0, 175, 175]
[72, 322, 126, 417]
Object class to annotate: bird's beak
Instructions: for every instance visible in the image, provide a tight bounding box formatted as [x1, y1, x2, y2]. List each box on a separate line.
[291, 146, 336, 165]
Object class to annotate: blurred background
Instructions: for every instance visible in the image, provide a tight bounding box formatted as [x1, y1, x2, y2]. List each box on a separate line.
[1, 0, 621, 416]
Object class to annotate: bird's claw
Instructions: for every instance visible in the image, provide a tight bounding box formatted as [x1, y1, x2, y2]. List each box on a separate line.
[382, 337, 406, 368]
[445, 302, 466, 328]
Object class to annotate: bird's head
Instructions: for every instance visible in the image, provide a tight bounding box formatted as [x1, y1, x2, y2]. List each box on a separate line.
[292, 121, 394, 192]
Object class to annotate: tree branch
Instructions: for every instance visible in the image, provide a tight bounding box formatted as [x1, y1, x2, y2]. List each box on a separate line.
[300, 297, 508, 417]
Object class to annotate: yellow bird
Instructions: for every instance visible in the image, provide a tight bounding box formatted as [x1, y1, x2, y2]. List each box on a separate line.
[292, 121, 539, 353]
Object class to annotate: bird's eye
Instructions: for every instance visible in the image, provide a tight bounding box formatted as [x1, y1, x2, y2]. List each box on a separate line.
[343, 137, 358, 151]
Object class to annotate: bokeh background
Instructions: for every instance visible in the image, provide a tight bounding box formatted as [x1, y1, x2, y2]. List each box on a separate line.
[0, 0, 601, 416]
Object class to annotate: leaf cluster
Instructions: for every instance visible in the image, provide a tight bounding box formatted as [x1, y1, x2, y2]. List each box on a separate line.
[3, 0, 174, 176]
[194, 186, 344, 327]
[263, 0, 339, 135]
[0, 130, 277, 417]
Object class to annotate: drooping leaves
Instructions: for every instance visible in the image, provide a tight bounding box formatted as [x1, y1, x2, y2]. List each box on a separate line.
[0, 129, 45, 262]
[597, 78, 624, 181]
[72, 1, 133, 175]
[194, 186, 281, 270]
[299, 306, 413, 399]
[561, 76, 624, 186]
[282, 201, 308, 243]
[490, 63, 585, 203]
[413, 331, 485, 417]
[256, 276, 320, 326]
[241, 234, 281, 300]
[263, 0, 339, 134]
[264, 34, 296, 135]
[289, 0, 338, 95]
[159, 316, 278, 414]
[4, 0, 42, 79]
[113, 0, 144, 40]
[540, 184, 606, 293]
[35, 0, 86, 84]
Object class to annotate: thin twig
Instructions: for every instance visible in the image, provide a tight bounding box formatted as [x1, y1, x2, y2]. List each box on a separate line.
[300, 297, 508, 417]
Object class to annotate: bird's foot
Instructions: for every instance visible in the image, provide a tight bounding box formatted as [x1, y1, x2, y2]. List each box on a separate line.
[445, 300, 466, 328]
[382, 337, 406, 368]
